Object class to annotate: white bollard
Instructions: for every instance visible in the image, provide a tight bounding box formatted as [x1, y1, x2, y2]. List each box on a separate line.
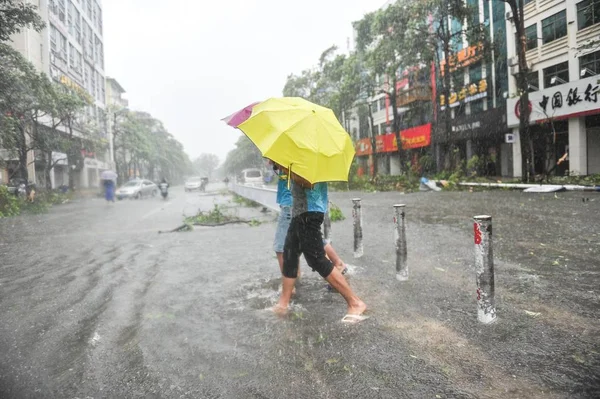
[352, 198, 363, 258]
[474, 215, 496, 324]
[393, 204, 408, 281]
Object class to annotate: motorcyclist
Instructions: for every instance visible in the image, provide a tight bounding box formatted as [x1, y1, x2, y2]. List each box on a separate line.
[158, 178, 169, 199]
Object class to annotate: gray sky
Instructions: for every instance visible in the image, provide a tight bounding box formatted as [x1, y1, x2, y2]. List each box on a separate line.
[103, 0, 384, 164]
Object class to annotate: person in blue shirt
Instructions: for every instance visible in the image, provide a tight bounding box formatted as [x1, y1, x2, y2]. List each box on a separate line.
[272, 165, 368, 324]
[272, 164, 347, 278]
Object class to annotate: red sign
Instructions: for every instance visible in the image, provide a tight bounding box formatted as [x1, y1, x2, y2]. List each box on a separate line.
[400, 123, 431, 150]
[375, 133, 398, 153]
[355, 138, 372, 156]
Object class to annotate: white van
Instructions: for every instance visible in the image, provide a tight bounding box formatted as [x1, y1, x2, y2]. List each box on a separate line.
[239, 168, 264, 185]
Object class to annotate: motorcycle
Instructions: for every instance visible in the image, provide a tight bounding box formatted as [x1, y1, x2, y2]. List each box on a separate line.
[158, 182, 169, 199]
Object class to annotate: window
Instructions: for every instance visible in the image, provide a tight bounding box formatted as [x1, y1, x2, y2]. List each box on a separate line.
[577, 0, 600, 30]
[84, 22, 93, 58]
[49, 0, 57, 14]
[94, 35, 101, 65]
[542, 11, 567, 44]
[528, 71, 539, 92]
[58, 0, 66, 23]
[69, 43, 75, 68]
[86, 0, 92, 19]
[96, 2, 103, 34]
[525, 24, 538, 50]
[380, 123, 388, 134]
[91, 67, 96, 99]
[73, 48, 82, 74]
[470, 100, 485, 114]
[379, 97, 386, 111]
[49, 24, 58, 53]
[372, 124, 379, 135]
[524, 0, 534, 4]
[59, 32, 67, 60]
[543, 62, 569, 88]
[84, 63, 91, 92]
[580, 49, 600, 77]
[469, 63, 482, 84]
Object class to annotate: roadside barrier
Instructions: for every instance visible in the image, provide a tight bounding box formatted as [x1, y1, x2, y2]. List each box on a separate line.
[474, 215, 496, 324]
[352, 198, 364, 258]
[393, 204, 408, 281]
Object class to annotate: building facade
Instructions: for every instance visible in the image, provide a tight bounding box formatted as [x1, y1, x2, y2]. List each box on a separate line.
[105, 77, 128, 166]
[506, 0, 600, 176]
[5, 0, 109, 189]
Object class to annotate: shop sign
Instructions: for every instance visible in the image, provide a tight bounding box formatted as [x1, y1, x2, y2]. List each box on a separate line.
[440, 79, 488, 109]
[355, 138, 372, 156]
[375, 133, 398, 153]
[439, 43, 484, 75]
[506, 75, 600, 127]
[400, 123, 431, 149]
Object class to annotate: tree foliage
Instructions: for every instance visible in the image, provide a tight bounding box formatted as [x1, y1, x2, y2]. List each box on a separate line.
[194, 153, 219, 178]
[221, 135, 263, 176]
[0, 0, 45, 42]
[115, 111, 192, 184]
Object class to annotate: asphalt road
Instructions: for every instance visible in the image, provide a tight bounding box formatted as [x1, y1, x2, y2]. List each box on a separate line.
[0, 184, 598, 398]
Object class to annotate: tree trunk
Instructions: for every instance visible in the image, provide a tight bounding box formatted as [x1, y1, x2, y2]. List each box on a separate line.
[508, 0, 532, 182]
[16, 125, 29, 181]
[367, 103, 378, 178]
[442, 37, 453, 172]
[390, 78, 405, 173]
[44, 150, 53, 190]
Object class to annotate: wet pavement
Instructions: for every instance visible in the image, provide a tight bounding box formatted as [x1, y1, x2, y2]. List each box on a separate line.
[0, 184, 598, 398]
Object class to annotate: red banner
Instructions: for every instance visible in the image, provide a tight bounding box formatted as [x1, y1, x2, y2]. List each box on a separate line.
[375, 133, 398, 153]
[355, 138, 372, 156]
[400, 123, 431, 150]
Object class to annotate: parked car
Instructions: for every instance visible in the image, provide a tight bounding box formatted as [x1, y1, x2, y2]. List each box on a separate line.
[116, 179, 158, 200]
[185, 176, 206, 192]
[239, 168, 263, 185]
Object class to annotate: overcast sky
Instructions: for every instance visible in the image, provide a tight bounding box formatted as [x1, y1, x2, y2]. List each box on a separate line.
[103, 0, 385, 164]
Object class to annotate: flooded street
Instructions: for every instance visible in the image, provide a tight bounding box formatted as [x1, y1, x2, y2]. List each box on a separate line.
[0, 184, 599, 398]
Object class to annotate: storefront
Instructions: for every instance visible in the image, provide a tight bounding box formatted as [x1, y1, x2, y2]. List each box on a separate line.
[506, 75, 600, 176]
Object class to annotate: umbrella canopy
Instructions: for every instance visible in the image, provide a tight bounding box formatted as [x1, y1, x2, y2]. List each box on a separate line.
[237, 97, 355, 184]
[221, 101, 261, 128]
[100, 170, 117, 181]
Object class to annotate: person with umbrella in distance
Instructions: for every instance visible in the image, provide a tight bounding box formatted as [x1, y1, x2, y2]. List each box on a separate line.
[235, 97, 368, 324]
[100, 170, 117, 203]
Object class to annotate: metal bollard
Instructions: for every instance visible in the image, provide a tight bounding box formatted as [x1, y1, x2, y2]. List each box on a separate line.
[474, 215, 496, 324]
[352, 198, 363, 258]
[393, 204, 408, 281]
[323, 202, 332, 243]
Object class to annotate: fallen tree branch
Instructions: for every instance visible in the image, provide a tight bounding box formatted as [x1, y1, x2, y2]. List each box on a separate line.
[158, 219, 255, 233]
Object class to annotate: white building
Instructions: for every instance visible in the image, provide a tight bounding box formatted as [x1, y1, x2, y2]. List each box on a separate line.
[105, 77, 128, 166]
[507, 0, 600, 176]
[7, 0, 110, 188]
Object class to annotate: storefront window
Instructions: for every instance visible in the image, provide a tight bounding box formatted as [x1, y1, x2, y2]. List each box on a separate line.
[580, 49, 600, 77]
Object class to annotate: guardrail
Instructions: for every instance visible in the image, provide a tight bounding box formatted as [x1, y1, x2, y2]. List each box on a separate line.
[229, 182, 279, 212]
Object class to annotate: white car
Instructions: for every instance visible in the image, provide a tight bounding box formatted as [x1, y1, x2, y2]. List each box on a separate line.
[185, 177, 208, 192]
[116, 179, 158, 200]
[239, 168, 263, 185]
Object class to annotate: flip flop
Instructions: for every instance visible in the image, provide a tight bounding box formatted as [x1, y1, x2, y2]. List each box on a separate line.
[341, 266, 348, 275]
[341, 314, 370, 324]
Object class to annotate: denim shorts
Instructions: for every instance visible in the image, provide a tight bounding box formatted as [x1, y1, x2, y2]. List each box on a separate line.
[273, 206, 292, 253]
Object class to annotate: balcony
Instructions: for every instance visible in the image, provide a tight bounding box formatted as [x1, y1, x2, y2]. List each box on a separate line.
[396, 85, 432, 107]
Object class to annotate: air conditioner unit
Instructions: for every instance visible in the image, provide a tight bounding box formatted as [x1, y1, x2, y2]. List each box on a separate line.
[510, 64, 520, 75]
[508, 56, 519, 67]
[506, 11, 513, 21]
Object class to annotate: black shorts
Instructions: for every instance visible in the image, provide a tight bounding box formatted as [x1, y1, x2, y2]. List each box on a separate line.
[282, 212, 333, 279]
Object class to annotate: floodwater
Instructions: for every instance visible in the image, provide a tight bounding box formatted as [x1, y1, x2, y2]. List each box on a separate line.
[0, 184, 598, 398]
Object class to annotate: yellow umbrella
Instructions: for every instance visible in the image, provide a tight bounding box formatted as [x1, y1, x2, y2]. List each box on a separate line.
[237, 97, 355, 184]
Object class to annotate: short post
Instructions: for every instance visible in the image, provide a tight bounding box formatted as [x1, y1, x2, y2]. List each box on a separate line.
[474, 215, 496, 324]
[393, 204, 408, 281]
[352, 198, 363, 258]
[323, 202, 332, 243]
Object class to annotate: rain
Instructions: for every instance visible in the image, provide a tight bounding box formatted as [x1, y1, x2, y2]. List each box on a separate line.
[1, 1, 600, 398]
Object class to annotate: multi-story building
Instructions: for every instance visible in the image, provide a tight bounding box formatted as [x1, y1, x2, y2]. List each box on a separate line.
[506, 0, 600, 176]
[7, 0, 109, 188]
[105, 77, 128, 166]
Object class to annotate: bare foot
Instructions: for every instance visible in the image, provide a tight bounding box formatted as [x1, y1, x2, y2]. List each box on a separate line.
[346, 300, 367, 316]
[271, 304, 289, 316]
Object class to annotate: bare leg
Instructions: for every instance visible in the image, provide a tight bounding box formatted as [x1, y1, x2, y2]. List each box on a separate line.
[324, 243, 345, 272]
[325, 268, 366, 315]
[273, 276, 296, 315]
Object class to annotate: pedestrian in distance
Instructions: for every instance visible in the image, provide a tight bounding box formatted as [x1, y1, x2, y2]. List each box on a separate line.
[102, 177, 116, 203]
[271, 166, 368, 324]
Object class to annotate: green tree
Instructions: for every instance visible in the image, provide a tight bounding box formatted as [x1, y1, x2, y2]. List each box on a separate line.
[194, 153, 219, 178]
[354, 1, 416, 169]
[408, 0, 490, 170]
[0, 0, 45, 42]
[222, 135, 263, 176]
